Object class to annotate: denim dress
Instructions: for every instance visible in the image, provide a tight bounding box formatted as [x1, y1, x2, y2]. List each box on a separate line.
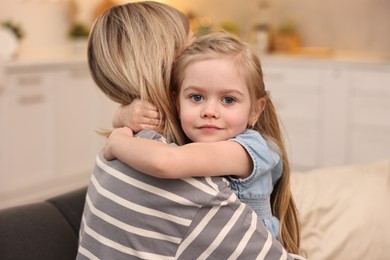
[228, 130, 282, 239]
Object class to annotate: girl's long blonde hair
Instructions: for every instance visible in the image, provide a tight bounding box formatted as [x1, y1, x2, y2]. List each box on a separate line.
[172, 33, 301, 254]
[88, 1, 188, 145]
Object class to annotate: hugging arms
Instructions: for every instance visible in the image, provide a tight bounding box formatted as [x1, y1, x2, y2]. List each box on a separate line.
[77, 1, 302, 259]
[105, 33, 300, 254]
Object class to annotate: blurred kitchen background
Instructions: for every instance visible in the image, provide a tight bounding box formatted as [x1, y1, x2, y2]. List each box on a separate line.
[0, 0, 389, 208]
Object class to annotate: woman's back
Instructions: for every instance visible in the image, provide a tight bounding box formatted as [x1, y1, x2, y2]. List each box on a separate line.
[77, 130, 292, 259]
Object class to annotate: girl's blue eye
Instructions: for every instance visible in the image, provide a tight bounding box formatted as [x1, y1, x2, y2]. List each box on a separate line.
[190, 94, 204, 102]
[223, 96, 236, 105]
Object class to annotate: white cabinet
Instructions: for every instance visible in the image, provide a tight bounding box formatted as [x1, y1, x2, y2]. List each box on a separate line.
[262, 57, 390, 171]
[320, 67, 350, 167]
[347, 67, 390, 164]
[51, 64, 100, 179]
[263, 64, 322, 170]
[1, 68, 54, 194]
[0, 59, 118, 208]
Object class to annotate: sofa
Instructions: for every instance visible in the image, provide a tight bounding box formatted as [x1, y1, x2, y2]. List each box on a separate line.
[0, 159, 389, 260]
[291, 159, 390, 260]
[0, 187, 87, 260]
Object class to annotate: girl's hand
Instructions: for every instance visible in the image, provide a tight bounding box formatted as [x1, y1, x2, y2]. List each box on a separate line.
[104, 127, 134, 161]
[112, 99, 160, 132]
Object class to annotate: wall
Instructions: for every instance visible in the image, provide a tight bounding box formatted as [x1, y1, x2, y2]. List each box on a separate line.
[267, 0, 390, 54]
[0, 0, 99, 56]
[167, 0, 390, 54]
[0, 0, 69, 56]
[0, 0, 389, 56]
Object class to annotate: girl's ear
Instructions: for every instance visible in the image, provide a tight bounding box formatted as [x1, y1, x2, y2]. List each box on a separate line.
[249, 97, 266, 126]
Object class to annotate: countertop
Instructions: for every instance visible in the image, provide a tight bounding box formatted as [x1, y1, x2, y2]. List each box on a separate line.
[1, 49, 390, 70]
[261, 49, 390, 68]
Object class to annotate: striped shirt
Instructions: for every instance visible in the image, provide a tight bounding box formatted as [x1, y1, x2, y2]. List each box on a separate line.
[77, 131, 294, 260]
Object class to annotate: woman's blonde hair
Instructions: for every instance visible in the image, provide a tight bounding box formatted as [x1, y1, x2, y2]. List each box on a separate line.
[172, 32, 301, 254]
[88, 1, 188, 145]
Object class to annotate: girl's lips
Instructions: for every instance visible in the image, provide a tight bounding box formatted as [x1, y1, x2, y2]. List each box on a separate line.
[197, 125, 222, 132]
[198, 125, 220, 129]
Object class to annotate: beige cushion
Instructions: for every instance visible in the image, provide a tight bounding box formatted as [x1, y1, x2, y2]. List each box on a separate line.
[291, 159, 390, 260]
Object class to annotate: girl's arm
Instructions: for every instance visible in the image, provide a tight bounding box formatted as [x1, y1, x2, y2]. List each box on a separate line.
[104, 127, 252, 179]
[112, 99, 160, 132]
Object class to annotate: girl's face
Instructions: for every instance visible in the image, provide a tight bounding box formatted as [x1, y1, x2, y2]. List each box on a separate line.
[178, 57, 258, 142]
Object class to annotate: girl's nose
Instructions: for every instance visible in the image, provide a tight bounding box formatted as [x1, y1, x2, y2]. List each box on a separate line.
[200, 102, 219, 118]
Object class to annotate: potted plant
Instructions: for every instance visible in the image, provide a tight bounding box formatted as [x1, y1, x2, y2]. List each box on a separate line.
[68, 22, 90, 54]
[273, 20, 300, 53]
[1, 20, 24, 40]
[69, 23, 89, 39]
[0, 20, 24, 59]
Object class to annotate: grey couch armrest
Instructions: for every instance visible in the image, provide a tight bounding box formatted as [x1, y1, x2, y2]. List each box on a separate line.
[0, 187, 87, 260]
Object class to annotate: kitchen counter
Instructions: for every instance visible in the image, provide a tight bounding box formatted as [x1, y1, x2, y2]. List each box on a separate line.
[0, 54, 88, 92]
[0, 50, 117, 209]
[259, 54, 390, 170]
[2, 48, 390, 69]
[1, 49, 390, 89]
[2, 53, 87, 70]
[261, 50, 390, 68]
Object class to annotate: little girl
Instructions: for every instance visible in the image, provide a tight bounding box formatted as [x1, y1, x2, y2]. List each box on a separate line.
[105, 33, 300, 254]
